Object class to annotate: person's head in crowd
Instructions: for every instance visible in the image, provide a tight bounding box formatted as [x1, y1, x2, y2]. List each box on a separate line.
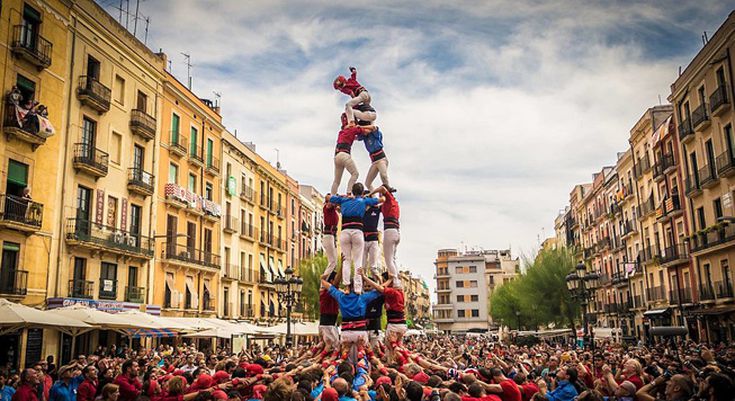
[513, 372, 527, 386]
[698, 372, 733, 401]
[664, 374, 693, 401]
[321, 388, 338, 401]
[332, 378, 350, 397]
[448, 382, 467, 395]
[467, 382, 485, 398]
[443, 392, 461, 401]
[490, 368, 507, 383]
[264, 378, 294, 401]
[621, 359, 642, 377]
[101, 384, 120, 401]
[404, 381, 424, 401]
[615, 381, 636, 399]
[122, 360, 139, 378]
[83, 365, 98, 381]
[166, 376, 186, 396]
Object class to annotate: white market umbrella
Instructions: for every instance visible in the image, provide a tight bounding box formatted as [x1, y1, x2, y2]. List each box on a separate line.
[183, 326, 241, 339]
[0, 298, 92, 336]
[53, 305, 156, 330]
[261, 321, 319, 336]
[115, 310, 192, 331]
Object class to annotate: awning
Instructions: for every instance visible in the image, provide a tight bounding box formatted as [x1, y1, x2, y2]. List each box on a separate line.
[203, 280, 212, 296]
[124, 328, 177, 338]
[689, 305, 735, 316]
[260, 255, 269, 282]
[277, 260, 285, 278]
[643, 308, 671, 317]
[186, 276, 199, 309]
[257, 321, 319, 336]
[269, 257, 276, 279]
[0, 299, 93, 337]
[53, 305, 156, 330]
[165, 274, 175, 291]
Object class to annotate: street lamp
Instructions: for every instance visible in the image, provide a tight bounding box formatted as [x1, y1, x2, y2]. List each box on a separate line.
[274, 266, 303, 347]
[515, 310, 521, 331]
[566, 261, 600, 350]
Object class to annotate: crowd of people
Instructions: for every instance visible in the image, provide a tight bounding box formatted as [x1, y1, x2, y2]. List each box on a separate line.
[1, 336, 734, 401]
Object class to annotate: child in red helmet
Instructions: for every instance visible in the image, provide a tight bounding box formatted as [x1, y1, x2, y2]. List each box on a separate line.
[333, 67, 375, 125]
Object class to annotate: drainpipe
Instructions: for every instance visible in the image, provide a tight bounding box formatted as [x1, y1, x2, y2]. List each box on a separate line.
[145, 80, 161, 306]
[53, 15, 78, 298]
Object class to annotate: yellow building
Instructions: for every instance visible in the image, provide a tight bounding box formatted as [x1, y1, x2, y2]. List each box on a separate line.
[221, 131, 289, 323]
[155, 71, 223, 318]
[0, 0, 71, 369]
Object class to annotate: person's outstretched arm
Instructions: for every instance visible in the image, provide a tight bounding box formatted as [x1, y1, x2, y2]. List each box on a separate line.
[359, 270, 384, 292]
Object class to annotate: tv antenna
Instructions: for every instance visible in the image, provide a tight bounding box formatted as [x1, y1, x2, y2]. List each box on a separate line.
[275, 148, 281, 169]
[213, 91, 221, 108]
[181, 53, 193, 90]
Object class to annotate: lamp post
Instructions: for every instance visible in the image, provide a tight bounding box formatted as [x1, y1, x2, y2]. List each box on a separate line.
[566, 261, 600, 350]
[274, 266, 303, 347]
[515, 310, 521, 331]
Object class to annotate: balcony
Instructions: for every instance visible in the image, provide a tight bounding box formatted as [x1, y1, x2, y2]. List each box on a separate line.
[10, 25, 52, 69]
[98, 279, 117, 300]
[188, 145, 204, 167]
[646, 285, 666, 302]
[259, 230, 273, 247]
[77, 76, 111, 113]
[620, 220, 637, 239]
[127, 168, 154, 197]
[632, 294, 644, 309]
[130, 109, 156, 141]
[240, 305, 255, 319]
[699, 284, 716, 301]
[125, 286, 145, 303]
[169, 132, 187, 157]
[240, 222, 257, 240]
[202, 296, 215, 313]
[598, 237, 611, 250]
[162, 242, 220, 270]
[634, 154, 652, 178]
[699, 164, 718, 189]
[205, 156, 220, 176]
[690, 223, 735, 254]
[239, 267, 259, 284]
[612, 271, 628, 286]
[436, 287, 451, 293]
[716, 149, 735, 178]
[691, 103, 711, 131]
[223, 264, 239, 281]
[274, 206, 286, 219]
[658, 194, 682, 221]
[69, 279, 94, 299]
[73, 143, 109, 178]
[639, 196, 656, 219]
[653, 153, 675, 182]
[715, 280, 734, 299]
[685, 173, 701, 197]
[240, 185, 255, 204]
[65, 218, 154, 259]
[659, 243, 689, 267]
[223, 215, 238, 234]
[678, 119, 694, 143]
[3, 102, 51, 149]
[0, 194, 43, 233]
[0, 269, 28, 297]
[710, 85, 730, 116]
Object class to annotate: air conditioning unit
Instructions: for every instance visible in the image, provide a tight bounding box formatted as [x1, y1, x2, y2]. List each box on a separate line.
[111, 231, 125, 244]
[179, 251, 191, 259]
[126, 235, 137, 247]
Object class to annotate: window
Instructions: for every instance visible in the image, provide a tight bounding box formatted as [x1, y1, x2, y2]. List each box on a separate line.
[110, 132, 122, 164]
[457, 310, 466, 318]
[168, 163, 178, 184]
[130, 204, 141, 236]
[714, 198, 723, 220]
[128, 265, 138, 288]
[469, 266, 477, 273]
[1, 242, 20, 292]
[6, 160, 29, 197]
[114, 75, 125, 104]
[99, 262, 117, 299]
[86, 55, 100, 80]
[205, 182, 213, 200]
[489, 275, 495, 285]
[188, 174, 196, 193]
[456, 281, 464, 288]
[697, 207, 706, 230]
[456, 295, 464, 302]
[136, 91, 147, 112]
[469, 280, 478, 288]
[190, 127, 199, 157]
[206, 138, 214, 167]
[20, 5, 41, 49]
[471, 295, 479, 302]
[171, 113, 180, 143]
[226, 162, 231, 178]
[471, 309, 479, 317]
[455, 266, 463, 274]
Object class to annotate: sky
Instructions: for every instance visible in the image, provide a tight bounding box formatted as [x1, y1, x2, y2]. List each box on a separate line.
[103, 0, 735, 294]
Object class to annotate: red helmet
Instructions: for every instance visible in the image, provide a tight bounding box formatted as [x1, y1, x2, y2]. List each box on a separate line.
[333, 75, 346, 90]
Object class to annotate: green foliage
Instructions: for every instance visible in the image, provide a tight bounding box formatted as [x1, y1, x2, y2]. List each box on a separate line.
[489, 247, 580, 330]
[299, 254, 328, 320]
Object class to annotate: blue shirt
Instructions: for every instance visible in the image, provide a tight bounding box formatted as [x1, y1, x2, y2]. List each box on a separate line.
[329, 196, 378, 218]
[546, 380, 578, 401]
[358, 129, 383, 153]
[1, 385, 15, 401]
[49, 380, 76, 401]
[327, 287, 380, 320]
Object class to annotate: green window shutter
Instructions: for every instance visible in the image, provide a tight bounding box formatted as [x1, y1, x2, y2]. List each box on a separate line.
[171, 114, 180, 143]
[3, 242, 21, 252]
[7, 160, 29, 186]
[207, 139, 213, 165]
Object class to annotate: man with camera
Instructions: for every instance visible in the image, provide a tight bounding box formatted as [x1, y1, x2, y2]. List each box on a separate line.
[635, 373, 692, 401]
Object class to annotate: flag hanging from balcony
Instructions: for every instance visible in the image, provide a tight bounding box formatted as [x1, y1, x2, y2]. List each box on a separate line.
[651, 116, 671, 145]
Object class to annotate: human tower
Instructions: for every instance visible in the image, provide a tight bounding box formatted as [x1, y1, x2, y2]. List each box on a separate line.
[313, 67, 407, 366]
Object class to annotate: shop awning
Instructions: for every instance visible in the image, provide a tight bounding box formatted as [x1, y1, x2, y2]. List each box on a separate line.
[643, 308, 671, 317]
[268, 257, 276, 279]
[256, 321, 319, 336]
[689, 305, 735, 316]
[277, 260, 285, 278]
[115, 310, 192, 331]
[186, 276, 199, 309]
[125, 328, 177, 338]
[0, 299, 92, 336]
[53, 305, 156, 330]
[260, 255, 269, 282]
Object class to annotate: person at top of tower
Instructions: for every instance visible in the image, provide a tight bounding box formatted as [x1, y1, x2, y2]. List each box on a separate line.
[333, 67, 373, 126]
[330, 113, 373, 196]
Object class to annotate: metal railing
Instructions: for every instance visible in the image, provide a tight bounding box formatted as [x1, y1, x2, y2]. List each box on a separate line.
[189, 144, 204, 163]
[128, 168, 154, 193]
[691, 103, 710, 128]
[635, 154, 652, 177]
[0, 269, 28, 296]
[716, 149, 735, 176]
[710, 85, 729, 113]
[73, 143, 109, 174]
[65, 218, 153, 257]
[224, 264, 239, 280]
[11, 25, 52, 67]
[653, 153, 674, 179]
[640, 196, 656, 217]
[206, 156, 220, 173]
[691, 223, 735, 253]
[239, 267, 259, 283]
[716, 280, 734, 298]
[678, 118, 694, 140]
[685, 173, 700, 195]
[240, 222, 256, 238]
[659, 243, 688, 265]
[170, 132, 187, 154]
[98, 279, 117, 300]
[78, 76, 111, 111]
[224, 215, 239, 232]
[162, 242, 220, 268]
[69, 279, 94, 299]
[700, 284, 716, 301]
[130, 109, 156, 138]
[699, 163, 718, 187]
[646, 285, 666, 301]
[125, 286, 145, 303]
[0, 194, 43, 228]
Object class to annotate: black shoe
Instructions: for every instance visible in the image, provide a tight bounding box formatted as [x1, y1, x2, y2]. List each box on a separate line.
[388, 186, 397, 193]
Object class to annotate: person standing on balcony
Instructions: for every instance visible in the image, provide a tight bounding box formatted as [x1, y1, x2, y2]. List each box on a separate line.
[333, 67, 374, 125]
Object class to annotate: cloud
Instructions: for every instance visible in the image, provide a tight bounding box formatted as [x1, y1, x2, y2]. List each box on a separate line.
[102, 0, 734, 297]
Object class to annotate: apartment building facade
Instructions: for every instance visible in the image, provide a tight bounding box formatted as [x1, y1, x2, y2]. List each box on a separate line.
[433, 248, 519, 334]
[299, 185, 324, 255]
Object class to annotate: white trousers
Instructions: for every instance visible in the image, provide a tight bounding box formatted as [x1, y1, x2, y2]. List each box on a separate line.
[363, 240, 381, 278]
[345, 91, 371, 123]
[353, 110, 377, 123]
[340, 229, 364, 293]
[322, 234, 337, 278]
[341, 330, 368, 346]
[383, 228, 401, 288]
[319, 325, 340, 349]
[331, 152, 359, 195]
[365, 158, 389, 191]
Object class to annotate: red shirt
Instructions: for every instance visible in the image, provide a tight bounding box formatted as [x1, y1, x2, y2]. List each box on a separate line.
[337, 126, 362, 147]
[77, 379, 98, 401]
[323, 204, 339, 226]
[11, 384, 38, 401]
[498, 379, 522, 401]
[617, 374, 643, 389]
[384, 287, 404, 312]
[381, 191, 400, 220]
[320, 289, 339, 315]
[519, 382, 539, 401]
[113, 374, 142, 401]
[338, 70, 364, 97]
[461, 396, 502, 401]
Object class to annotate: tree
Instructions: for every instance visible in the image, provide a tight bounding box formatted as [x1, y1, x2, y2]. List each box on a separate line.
[299, 254, 328, 320]
[489, 247, 579, 330]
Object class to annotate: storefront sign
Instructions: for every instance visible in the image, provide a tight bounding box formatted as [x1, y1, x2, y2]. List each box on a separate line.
[165, 183, 222, 217]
